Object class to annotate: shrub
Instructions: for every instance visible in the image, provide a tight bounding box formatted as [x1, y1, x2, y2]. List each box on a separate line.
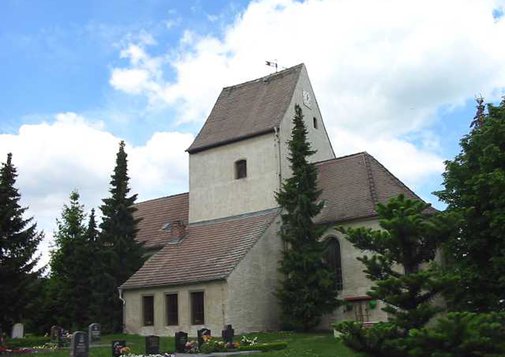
[408, 312, 505, 357]
[4, 336, 51, 349]
[333, 320, 405, 357]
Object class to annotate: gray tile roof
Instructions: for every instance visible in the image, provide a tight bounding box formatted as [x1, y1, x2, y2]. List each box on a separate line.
[133, 193, 189, 250]
[187, 64, 304, 153]
[122, 209, 279, 290]
[123, 152, 434, 289]
[316, 152, 435, 224]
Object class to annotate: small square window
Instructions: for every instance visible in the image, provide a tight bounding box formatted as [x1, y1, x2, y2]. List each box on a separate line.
[235, 160, 247, 179]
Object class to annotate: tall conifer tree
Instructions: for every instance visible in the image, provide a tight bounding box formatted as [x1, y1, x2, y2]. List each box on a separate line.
[49, 190, 94, 328]
[0, 153, 43, 331]
[276, 104, 339, 331]
[435, 97, 505, 312]
[98, 141, 144, 332]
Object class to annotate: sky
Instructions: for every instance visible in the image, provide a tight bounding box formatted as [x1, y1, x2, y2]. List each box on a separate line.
[1, 0, 505, 268]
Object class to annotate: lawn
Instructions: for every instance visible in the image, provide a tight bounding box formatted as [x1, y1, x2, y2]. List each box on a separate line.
[8, 332, 363, 357]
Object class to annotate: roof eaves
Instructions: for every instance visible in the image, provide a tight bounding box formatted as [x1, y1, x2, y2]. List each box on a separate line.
[186, 128, 275, 154]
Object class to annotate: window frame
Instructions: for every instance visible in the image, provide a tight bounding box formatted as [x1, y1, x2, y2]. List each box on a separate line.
[165, 293, 179, 326]
[234, 159, 247, 179]
[325, 237, 343, 290]
[190, 291, 205, 325]
[142, 295, 155, 326]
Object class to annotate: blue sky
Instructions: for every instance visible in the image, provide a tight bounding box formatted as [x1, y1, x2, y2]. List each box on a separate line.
[1, 0, 505, 266]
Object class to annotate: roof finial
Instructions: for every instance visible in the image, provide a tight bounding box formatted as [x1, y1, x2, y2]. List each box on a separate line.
[265, 60, 279, 73]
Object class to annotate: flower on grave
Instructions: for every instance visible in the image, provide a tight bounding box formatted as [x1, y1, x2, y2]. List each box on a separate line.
[119, 346, 131, 355]
[184, 340, 199, 353]
[240, 336, 258, 346]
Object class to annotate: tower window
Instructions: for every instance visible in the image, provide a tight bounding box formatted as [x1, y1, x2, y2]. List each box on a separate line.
[313, 117, 318, 129]
[235, 159, 247, 179]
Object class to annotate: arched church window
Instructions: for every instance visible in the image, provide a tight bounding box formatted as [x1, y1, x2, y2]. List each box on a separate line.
[235, 159, 247, 179]
[325, 238, 343, 290]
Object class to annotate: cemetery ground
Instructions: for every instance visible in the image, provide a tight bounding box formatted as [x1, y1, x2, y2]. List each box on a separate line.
[3, 332, 362, 357]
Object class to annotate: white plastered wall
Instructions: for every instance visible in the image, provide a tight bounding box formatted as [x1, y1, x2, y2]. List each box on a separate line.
[278, 65, 336, 182]
[317, 218, 389, 330]
[122, 280, 227, 337]
[188, 134, 280, 223]
[226, 215, 283, 333]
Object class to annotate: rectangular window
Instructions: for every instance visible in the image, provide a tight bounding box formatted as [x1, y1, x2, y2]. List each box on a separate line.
[235, 160, 247, 179]
[353, 301, 370, 322]
[166, 293, 179, 326]
[191, 291, 205, 325]
[143, 295, 154, 326]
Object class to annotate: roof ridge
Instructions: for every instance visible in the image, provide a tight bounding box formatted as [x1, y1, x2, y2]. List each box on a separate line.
[222, 63, 304, 92]
[363, 153, 379, 207]
[189, 208, 280, 227]
[135, 192, 188, 205]
[364, 152, 425, 203]
[315, 151, 367, 166]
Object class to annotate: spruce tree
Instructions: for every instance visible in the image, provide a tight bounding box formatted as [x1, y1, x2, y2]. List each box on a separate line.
[49, 190, 93, 329]
[0, 153, 43, 332]
[435, 97, 505, 312]
[276, 104, 339, 331]
[340, 195, 455, 331]
[98, 141, 144, 332]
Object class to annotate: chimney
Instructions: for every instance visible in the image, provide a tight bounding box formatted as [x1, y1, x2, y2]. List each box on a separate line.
[171, 220, 186, 240]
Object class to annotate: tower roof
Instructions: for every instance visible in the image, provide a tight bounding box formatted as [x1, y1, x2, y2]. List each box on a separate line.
[187, 64, 304, 154]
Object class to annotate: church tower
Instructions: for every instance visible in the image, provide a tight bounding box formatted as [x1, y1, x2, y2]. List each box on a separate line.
[186, 64, 335, 223]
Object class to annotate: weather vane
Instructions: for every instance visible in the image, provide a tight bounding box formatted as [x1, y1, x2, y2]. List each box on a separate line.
[266, 60, 285, 73]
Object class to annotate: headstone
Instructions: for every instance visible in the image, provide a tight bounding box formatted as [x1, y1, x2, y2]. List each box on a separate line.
[111, 340, 127, 357]
[197, 328, 211, 348]
[88, 323, 101, 344]
[145, 335, 160, 355]
[11, 323, 24, 339]
[50, 326, 61, 342]
[174, 331, 188, 353]
[70, 331, 89, 357]
[221, 324, 235, 344]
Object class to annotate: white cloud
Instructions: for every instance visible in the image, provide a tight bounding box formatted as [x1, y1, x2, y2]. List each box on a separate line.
[108, 0, 505, 197]
[0, 113, 193, 268]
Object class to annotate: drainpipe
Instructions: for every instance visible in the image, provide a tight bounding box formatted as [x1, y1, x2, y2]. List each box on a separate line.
[274, 126, 282, 190]
[118, 287, 126, 333]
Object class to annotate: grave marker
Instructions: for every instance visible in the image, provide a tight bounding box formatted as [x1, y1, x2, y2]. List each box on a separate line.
[174, 331, 188, 353]
[11, 323, 24, 339]
[50, 326, 61, 342]
[197, 328, 211, 348]
[145, 335, 160, 355]
[70, 331, 89, 357]
[222, 324, 235, 344]
[88, 323, 101, 344]
[111, 340, 126, 357]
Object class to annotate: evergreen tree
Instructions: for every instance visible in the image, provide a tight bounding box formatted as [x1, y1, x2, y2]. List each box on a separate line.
[435, 97, 505, 312]
[97, 141, 144, 332]
[275, 104, 339, 331]
[339, 195, 455, 332]
[49, 190, 93, 329]
[0, 153, 43, 332]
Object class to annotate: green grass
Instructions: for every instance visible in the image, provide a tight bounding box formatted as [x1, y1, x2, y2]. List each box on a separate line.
[10, 332, 363, 357]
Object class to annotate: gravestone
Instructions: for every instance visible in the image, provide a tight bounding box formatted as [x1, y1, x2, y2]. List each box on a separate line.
[11, 323, 24, 339]
[197, 328, 211, 348]
[70, 331, 89, 357]
[145, 335, 160, 355]
[88, 323, 101, 344]
[222, 324, 235, 344]
[50, 326, 61, 342]
[174, 331, 188, 353]
[111, 340, 126, 357]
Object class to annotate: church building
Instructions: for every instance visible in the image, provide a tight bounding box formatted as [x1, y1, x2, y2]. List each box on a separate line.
[120, 64, 428, 335]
